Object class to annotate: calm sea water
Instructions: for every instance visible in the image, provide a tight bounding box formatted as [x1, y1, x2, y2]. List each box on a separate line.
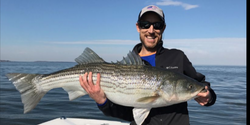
[0, 62, 246, 125]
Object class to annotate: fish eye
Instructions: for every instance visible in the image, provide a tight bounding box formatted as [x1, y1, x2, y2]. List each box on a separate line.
[188, 85, 193, 89]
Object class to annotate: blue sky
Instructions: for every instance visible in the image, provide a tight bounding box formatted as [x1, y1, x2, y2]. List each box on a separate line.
[1, 0, 246, 66]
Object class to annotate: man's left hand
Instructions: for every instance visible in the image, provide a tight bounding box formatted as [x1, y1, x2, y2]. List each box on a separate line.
[195, 86, 211, 106]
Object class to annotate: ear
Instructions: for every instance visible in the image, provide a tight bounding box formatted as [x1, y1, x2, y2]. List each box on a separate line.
[136, 23, 140, 33]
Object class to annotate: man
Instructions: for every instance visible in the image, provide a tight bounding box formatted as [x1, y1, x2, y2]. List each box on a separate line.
[79, 5, 216, 125]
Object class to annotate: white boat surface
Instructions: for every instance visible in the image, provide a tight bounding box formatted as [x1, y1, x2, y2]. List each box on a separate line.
[39, 117, 130, 125]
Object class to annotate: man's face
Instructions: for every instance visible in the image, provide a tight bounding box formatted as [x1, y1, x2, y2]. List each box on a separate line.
[136, 12, 166, 50]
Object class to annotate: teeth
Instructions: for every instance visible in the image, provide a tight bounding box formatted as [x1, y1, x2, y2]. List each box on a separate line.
[147, 36, 155, 39]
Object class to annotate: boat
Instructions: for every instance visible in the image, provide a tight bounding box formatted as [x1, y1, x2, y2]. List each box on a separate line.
[39, 117, 129, 125]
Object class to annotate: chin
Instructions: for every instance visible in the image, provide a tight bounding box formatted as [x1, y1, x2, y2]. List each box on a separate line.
[144, 44, 157, 50]
[145, 42, 158, 47]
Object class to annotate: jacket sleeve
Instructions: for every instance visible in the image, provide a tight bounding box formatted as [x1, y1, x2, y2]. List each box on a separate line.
[183, 54, 216, 106]
[97, 99, 134, 121]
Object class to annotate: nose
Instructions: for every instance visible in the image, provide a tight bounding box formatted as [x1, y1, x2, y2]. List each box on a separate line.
[148, 25, 155, 33]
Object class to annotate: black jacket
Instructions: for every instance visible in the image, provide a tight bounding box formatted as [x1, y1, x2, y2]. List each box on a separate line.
[98, 42, 216, 125]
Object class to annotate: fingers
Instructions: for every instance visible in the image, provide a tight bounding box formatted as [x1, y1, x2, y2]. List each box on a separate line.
[195, 86, 211, 106]
[197, 86, 209, 97]
[96, 73, 101, 88]
[79, 72, 106, 104]
[79, 72, 90, 92]
[87, 72, 94, 87]
[79, 72, 101, 91]
[195, 96, 209, 105]
[195, 87, 211, 106]
[87, 72, 100, 87]
[197, 91, 208, 97]
[195, 98, 205, 106]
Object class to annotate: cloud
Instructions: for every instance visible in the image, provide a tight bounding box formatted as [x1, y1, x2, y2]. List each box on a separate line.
[163, 38, 246, 65]
[155, 0, 199, 10]
[1, 38, 246, 66]
[47, 40, 140, 45]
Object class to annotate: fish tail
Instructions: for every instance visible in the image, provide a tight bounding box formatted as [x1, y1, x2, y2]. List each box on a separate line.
[6, 73, 46, 114]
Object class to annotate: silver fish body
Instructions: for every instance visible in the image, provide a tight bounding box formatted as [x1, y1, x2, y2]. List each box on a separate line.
[6, 48, 205, 125]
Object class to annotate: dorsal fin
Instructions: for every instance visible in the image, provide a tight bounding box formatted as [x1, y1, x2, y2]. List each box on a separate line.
[117, 51, 144, 65]
[75, 47, 105, 64]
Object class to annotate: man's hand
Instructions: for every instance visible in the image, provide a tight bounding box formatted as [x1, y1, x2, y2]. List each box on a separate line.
[195, 86, 211, 106]
[79, 72, 107, 105]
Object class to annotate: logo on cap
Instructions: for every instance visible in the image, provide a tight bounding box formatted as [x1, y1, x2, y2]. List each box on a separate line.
[147, 5, 157, 10]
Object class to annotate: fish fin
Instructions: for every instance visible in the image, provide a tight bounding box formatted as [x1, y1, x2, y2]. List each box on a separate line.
[62, 86, 88, 100]
[133, 108, 151, 125]
[67, 91, 87, 100]
[75, 47, 105, 65]
[117, 51, 144, 65]
[6, 73, 46, 114]
[136, 95, 160, 103]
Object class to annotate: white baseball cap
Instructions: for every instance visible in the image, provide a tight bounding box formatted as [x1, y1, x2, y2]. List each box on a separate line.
[138, 5, 165, 22]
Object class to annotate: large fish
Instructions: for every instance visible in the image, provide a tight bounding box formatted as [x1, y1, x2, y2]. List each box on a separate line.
[6, 47, 205, 125]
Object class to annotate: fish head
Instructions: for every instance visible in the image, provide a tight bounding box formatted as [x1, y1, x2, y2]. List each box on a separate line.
[176, 78, 205, 101]
[160, 75, 205, 103]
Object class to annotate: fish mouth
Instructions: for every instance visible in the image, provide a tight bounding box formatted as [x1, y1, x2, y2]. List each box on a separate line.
[193, 87, 207, 99]
[200, 87, 207, 93]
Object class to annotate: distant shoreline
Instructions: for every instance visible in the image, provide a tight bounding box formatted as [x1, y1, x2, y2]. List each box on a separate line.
[33, 61, 75, 63]
[0, 60, 74, 63]
[0, 60, 10, 62]
[0, 60, 246, 67]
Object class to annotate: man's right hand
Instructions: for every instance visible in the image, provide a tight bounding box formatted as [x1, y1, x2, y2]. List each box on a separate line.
[79, 72, 107, 105]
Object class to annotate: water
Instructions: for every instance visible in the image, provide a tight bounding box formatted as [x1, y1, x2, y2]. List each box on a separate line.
[0, 62, 246, 125]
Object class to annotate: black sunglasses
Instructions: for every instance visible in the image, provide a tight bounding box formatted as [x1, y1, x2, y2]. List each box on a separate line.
[138, 21, 165, 30]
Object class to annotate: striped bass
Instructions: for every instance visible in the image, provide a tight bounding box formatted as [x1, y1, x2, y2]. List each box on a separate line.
[6, 47, 205, 125]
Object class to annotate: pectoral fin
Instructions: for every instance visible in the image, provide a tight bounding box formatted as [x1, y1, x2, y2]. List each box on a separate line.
[133, 108, 151, 125]
[136, 94, 159, 103]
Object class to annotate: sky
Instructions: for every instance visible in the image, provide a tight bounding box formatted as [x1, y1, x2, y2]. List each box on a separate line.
[0, 0, 246, 66]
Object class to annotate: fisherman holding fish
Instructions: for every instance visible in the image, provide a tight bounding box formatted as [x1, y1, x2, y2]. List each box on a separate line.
[6, 4, 217, 125]
[80, 5, 217, 125]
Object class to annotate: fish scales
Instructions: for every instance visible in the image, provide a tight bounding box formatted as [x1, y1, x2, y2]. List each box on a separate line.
[34, 62, 163, 108]
[39, 63, 161, 96]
